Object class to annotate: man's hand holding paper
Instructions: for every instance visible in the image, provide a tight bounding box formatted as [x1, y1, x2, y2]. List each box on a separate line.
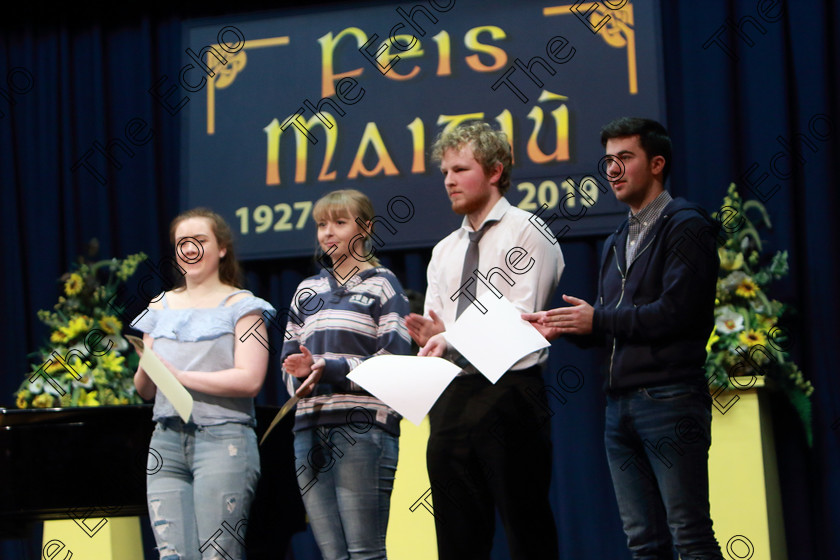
[443, 291, 550, 383]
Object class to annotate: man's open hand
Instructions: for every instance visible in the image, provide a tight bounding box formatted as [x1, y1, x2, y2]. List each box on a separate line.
[406, 309, 445, 347]
[521, 294, 594, 339]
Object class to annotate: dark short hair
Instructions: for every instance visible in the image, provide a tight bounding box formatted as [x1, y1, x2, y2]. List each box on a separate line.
[600, 117, 671, 183]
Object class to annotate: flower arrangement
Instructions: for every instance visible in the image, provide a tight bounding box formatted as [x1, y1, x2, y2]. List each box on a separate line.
[706, 183, 814, 445]
[14, 241, 147, 408]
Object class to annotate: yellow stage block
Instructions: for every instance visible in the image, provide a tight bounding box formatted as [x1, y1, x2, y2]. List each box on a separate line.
[42, 516, 143, 560]
[708, 377, 787, 560]
[387, 417, 438, 560]
[383, 378, 789, 560]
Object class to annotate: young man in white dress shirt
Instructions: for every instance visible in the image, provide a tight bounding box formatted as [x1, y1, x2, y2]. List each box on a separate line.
[407, 121, 564, 559]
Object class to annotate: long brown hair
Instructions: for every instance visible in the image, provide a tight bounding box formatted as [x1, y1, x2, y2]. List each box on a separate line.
[168, 207, 243, 288]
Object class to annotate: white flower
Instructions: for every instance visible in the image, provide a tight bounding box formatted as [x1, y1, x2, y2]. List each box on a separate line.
[106, 335, 129, 353]
[721, 271, 748, 291]
[43, 378, 65, 396]
[68, 341, 87, 357]
[29, 376, 44, 395]
[715, 307, 744, 334]
[741, 237, 751, 251]
[71, 370, 95, 390]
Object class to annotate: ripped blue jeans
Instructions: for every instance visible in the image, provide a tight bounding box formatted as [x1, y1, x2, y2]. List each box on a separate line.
[147, 419, 260, 560]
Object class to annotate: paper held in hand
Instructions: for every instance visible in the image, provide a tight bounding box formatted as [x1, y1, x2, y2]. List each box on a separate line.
[126, 335, 193, 422]
[444, 291, 551, 383]
[347, 355, 462, 425]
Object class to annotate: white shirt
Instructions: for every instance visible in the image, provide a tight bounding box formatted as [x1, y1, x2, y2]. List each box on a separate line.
[424, 197, 565, 370]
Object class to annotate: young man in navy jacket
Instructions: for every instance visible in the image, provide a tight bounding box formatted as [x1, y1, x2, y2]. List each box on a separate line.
[524, 117, 725, 559]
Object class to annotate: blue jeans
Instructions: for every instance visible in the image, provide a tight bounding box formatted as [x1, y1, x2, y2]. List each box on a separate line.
[294, 424, 399, 560]
[605, 382, 724, 560]
[146, 420, 261, 560]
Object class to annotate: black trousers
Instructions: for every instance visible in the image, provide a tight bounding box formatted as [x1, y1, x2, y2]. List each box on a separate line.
[426, 366, 559, 560]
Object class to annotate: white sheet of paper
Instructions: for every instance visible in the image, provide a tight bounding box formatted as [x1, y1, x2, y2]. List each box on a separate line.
[444, 291, 550, 383]
[126, 335, 194, 423]
[347, 355, 461, 425]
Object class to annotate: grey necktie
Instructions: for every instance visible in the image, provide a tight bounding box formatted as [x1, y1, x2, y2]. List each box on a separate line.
[455, 221, 496, 318]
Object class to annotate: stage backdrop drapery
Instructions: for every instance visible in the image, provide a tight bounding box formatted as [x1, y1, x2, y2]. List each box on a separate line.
[2, 1, 838, 559]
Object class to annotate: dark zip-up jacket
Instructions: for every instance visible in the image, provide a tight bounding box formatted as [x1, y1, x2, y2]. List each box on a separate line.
[589, 197, 720, 392]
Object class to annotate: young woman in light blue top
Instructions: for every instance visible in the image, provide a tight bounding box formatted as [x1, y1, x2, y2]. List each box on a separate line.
[133, 208, 273, 560]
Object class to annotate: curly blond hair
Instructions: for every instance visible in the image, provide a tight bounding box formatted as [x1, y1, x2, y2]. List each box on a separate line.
[430, 121, 512, 194]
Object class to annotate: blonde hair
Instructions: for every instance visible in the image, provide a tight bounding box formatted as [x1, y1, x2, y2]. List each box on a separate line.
[431, 121, 513, 194]
[169, 207, 243, 288]
[313, 189, 381, 267]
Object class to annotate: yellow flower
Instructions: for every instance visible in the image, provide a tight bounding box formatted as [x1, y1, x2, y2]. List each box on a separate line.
[92, 367, 109, 384]
[116, 253, 146, 281]
[32, 394, 57, 408]
[705, 327, 720, 354]
[47, 355, 88, 378]
[50, 330, 68, 344]
[738, 329, 767, 348]
[100, 352, 125, 373]
[718, 248, 744, 271]
[64, 273, 84, 296]
[92, 286, 107, 303]
[60, 315, 94, 339]
[16, 391, 30, 408]
[78, 389, 100, 407]
[99, 388, 117, 404]
[735, 277, 759, 298]
[98, 315, 122, 335]
[754, 314, 777, 330]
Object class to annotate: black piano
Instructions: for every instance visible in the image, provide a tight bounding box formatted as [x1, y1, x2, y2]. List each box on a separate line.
[0, 405, 306, 557]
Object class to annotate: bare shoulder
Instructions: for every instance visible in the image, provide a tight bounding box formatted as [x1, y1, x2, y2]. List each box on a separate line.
[147, 291, 170, 310]
[224, 288, 253, 306]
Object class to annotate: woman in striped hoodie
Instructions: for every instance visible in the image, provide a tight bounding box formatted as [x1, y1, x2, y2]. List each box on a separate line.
[281, 189, 411, 560]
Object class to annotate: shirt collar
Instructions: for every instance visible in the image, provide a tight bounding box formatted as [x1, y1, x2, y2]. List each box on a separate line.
[460, 197, 511, 233]
[320, 265, 377, 292]
[628, 190, 672, 223]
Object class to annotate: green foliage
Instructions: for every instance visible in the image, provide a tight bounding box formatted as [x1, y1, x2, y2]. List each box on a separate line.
[706, 184, 813, 445]
[14, 241, 147, 409]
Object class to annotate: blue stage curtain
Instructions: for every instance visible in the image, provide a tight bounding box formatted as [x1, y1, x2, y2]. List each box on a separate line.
[2, 1, 838, 559]
[660, 2, 839, 558]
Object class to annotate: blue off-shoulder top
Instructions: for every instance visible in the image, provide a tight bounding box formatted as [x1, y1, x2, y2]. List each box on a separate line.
[132, 289, 275, 426]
